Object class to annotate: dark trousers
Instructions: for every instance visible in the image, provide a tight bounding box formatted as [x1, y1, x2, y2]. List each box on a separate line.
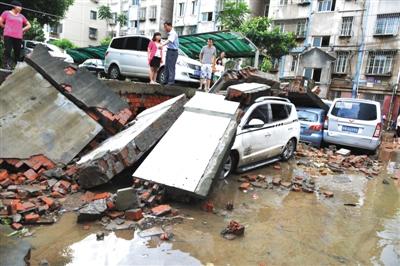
[165, 49, 178, 85]
[3, 36, 22, 69]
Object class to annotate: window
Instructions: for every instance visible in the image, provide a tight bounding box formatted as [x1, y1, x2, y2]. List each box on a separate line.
[139, 8, 146, 21]
[175, 26, 184, 36]
[304, 68, 322, 82]
[331, 101, 377, 121]
[202, 12, 213, 22]
[366, 51, 394, 75]
[296, 20, 307, 37]
[318, 0, 335, 12]
[130, 20, 138, 28]
[111, 13, 117, 24]
[375, 14, 400, 35]
[291, 56, 297, 72]
[271, 104, 289, 122]
[298, 110, 319, 122]
[335, 52, 349, 73]
[132, 0, 139, 5]
[89, 27, 98, 40]
[90, 10, 97, 20]
[247, 105, 270, 125]
[110, 38, 125, 49]
[50, 23, 62, 34]
[275, 22, 285, 32]
[329, 90, 341, 100]
[312, 36, 330, 47]
[178, 2, 185, 17]
[187, 25, 197, 35]
[191, 0, 197, 15]
[364, 94, 385, 106]
[149, 6, 157, 20]
[125, 37, 148, 51]
[279, 0, 288, 5]
[340, 17, 353, 36]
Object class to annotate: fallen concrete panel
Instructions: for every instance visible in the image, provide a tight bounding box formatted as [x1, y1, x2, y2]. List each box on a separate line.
[226, 82, 271, 106]
[133, 92, 240, 197]
[0, 64, 102, 164]
[76, 95, 187, 189]
[25, 45, 131, 130]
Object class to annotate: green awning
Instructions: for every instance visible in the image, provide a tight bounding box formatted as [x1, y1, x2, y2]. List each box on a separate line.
[179, 31, 258, 59]
[67, 45, 107, 64]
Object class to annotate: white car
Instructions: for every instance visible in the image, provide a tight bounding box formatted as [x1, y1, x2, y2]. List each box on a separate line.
[104, 35, 201, 83]
[222, 97, 300, 177]
[22, 40, 74, 63]
[323, 98, 382, 152]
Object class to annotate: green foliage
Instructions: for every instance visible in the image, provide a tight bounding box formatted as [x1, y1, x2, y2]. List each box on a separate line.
[260, 57, 273, 72]
[239, 17, 296, 60]
[117, 13, 128, 27]
[100, 37, 112, 46]
[50, 38, 76, 50]
[24, 19, 45, 42]
[0, 0, 74, 25]
[98, 5, 113, 22]
[218, 0, 250, 31]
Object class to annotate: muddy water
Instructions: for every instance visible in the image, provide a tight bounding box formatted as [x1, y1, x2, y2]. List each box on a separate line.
[27, 161, 400, 266]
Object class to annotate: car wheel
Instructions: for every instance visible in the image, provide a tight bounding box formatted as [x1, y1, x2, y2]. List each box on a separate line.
[281, 138, 296, 161]
[219, 152, 238, 179]
[108, 65, 123, 80]
[156, 67, 167, 84]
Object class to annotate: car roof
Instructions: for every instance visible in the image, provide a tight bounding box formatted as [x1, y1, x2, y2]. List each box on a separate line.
[333, 98, 380, 105]
[112, 35, 150, 40]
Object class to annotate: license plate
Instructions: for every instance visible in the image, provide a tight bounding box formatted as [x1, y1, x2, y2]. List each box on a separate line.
[194, 70, 201, 77]
[342, 125, 359, 133]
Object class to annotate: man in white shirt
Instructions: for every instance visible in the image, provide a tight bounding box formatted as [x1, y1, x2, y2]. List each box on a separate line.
[199, 38, 216, 92]
[160, 22, 179, 85]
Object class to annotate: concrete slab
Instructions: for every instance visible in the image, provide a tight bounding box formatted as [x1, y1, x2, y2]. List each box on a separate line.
[76, 95, 187, 189]
[133, 92, 240, 197]
[25, 45, 129, 115]
[0, 64, 102, 164]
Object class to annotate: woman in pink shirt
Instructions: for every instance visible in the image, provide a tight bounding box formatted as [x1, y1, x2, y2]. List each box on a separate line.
[0, 1, 31, 69]
[147, 32, 163, 84]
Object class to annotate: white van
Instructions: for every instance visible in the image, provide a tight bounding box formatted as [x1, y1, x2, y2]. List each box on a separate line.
[323, 98, 382, 152]
[104, 35, 201, 83]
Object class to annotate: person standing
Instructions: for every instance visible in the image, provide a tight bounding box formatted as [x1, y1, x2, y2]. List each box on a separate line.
[0, 1, 31, 69]
[199, 38, 216, 92]
[160, 22, 179, 85]
[147, 32, 163, 84]
[396, 114, 400, 139]
[213, 51, 226, 81]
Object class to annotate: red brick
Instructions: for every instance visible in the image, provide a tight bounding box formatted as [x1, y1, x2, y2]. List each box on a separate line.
[140, 191, 151, 201]
[51, 191, 64, 198]
[239, 182, 251, 190]
[107, 211, 125, 219]
[23, 169, 39, 181]
[0, 169, 9, 181]
[203, 201, 214, 212]
[106, 201, 115, 210]
[58, 180, 71, 190]
[273, 164, 281, 170]
[151, 204, 172, 216]
[22, 201, 36, 210]
[93, 192, 111, 200]
[71, 184, 79, 192]
[24, 213, 40, 222]
[11, 223, 23, 230]
[40, 196, 54, 207]
[14, 160, 25, 169]
[0, 178, 12, 188]
[65, 166, 77, 176]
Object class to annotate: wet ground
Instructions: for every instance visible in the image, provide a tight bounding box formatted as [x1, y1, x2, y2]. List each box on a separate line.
[26, 159, 399, 266]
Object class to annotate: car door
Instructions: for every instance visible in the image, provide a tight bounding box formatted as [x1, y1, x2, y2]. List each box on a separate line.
[268, 103, 291, 157]
[136, 37, 150, 75]
[240, 104, 275, 166]
[121, 37, 141, 75]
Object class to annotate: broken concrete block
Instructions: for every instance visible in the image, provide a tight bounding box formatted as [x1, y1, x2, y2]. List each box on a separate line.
[115, 187, 139, 211]
[25, 45, 131, 130]
[77, 199, 107, 223]
[133, 92, 240, 197]
[336, 148, 351, 156]
[226, 82, 270, 106]
[0, 63, 102, 164]
[125, 208, 143, 221]
[76, 95, 187, 189]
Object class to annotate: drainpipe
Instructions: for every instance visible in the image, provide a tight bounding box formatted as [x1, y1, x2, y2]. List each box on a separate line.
[352, 0, 369, 98]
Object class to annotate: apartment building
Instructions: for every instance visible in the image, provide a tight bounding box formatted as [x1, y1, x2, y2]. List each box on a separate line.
[107, 0, 174, 37]
[45, 0, 108, 47]
[268, 0, 400, 119]
[172, 0, 269, 35]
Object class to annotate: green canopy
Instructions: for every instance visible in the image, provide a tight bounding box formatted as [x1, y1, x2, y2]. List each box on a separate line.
[67, 45, 108, 64]
[179, 31, 258, 59]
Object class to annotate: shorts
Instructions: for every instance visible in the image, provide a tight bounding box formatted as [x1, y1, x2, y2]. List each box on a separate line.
[150, 56, 161, 68]
[201, 64, 212, 80]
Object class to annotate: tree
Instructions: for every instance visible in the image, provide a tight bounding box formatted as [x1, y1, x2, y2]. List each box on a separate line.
[50, 38, 76, 50]
[117, 13, 128, 27]
[239, 17, 296, 60]
[98, 5, 114, 37]
[218, 1, 250, 31]
[24, 19, 45, 42]
[100, 37, 112, 46]
[0, 0, 74, 25]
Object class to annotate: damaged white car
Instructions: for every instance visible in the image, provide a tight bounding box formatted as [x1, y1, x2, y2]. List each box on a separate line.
[222, 97, 300, 177]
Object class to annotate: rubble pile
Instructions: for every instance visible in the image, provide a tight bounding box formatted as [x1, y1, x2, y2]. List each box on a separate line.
[221, 220, 245, 240]
[0, 156, 80, 230]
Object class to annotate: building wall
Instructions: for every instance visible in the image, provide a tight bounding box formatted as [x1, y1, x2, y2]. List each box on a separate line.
[45, 0, 108, 47]
[268, 0, 400, 119]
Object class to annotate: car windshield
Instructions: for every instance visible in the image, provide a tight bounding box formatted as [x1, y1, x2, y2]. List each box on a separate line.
[297, 110, 319, 122]
[331, 101, 377, 121]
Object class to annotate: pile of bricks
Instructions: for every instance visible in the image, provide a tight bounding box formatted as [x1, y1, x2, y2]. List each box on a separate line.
[88, 107, 133, 134]
[0, 155, 80, 230]
[122, 93, 173, 117]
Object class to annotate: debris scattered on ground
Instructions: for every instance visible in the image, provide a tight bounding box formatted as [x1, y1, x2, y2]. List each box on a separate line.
[336, 148, 351, 156]
[96, 231, 105, 241]
[221, 220, 245, 240]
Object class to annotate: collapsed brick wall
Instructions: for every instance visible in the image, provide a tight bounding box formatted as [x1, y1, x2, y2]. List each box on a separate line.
[121, 93, 174, 119]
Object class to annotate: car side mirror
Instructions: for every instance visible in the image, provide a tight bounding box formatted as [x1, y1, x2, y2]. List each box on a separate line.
[245, 118, 264, 129]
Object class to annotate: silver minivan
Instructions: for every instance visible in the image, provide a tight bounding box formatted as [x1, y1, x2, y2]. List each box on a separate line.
[323, 98, 382, 152]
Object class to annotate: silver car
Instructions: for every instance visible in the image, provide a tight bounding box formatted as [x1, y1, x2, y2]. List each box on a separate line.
[323, 98, 382, 152]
